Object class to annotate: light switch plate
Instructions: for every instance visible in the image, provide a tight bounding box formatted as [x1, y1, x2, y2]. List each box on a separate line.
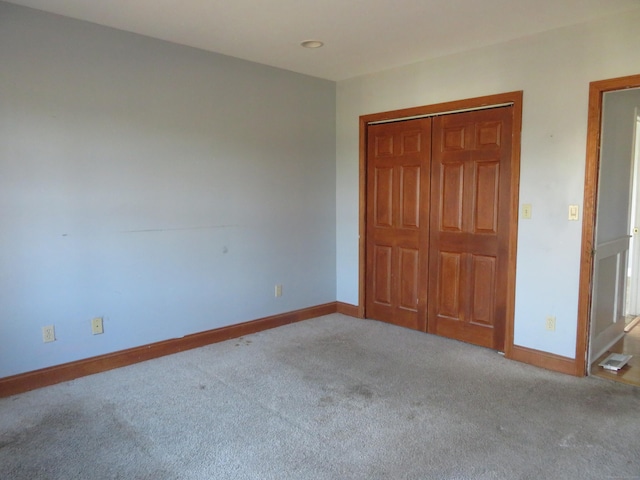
[568, 205, 579, 221]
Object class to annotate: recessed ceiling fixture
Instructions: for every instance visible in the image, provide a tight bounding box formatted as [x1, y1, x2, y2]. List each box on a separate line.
[300, 40, 324, 49]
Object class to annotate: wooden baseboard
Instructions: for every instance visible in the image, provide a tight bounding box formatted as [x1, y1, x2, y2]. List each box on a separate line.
[0, 302, 338, 398]
[336, 302, 361, 318]
[2, 304, 583, 397]
[508, 345, 579, 376]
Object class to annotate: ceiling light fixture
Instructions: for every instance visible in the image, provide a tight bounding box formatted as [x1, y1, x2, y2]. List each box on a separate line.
[300, 40, 324, 49]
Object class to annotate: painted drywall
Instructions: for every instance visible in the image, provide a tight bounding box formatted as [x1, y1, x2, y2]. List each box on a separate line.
[336, 8, 640, 358]
[0, 3, 336, 378]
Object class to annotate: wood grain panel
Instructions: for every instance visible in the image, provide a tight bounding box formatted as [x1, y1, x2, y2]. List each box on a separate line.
[399, 247, 419, 311]
[375, 167, 393, 227]
[438, 252, 461, 319]
[474, 161, 499, 233]
[477, 122, 501, 147]
[402, 130, 422, 154]
[373, 245, 393, 305]
[375, 134, 393, 156]
[401, 166, 420, 228]
[471, 255, 496, 326]
[443, 127, 465, 150]
[441, 163, 464, 231]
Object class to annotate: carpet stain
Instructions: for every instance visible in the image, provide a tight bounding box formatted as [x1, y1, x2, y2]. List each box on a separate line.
[234, 337, 253, 347]
[0, 402, 178, 480]
[346, 384, 374, 399]
[0, 435, 17, 449]
[318, 395, 334, 406]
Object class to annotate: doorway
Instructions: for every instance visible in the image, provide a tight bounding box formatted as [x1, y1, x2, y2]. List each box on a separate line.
[359, 92, 522, 353]
[577, 74, 640, 379]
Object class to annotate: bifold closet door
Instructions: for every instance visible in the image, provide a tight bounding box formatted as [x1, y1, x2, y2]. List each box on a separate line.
[365, 106, 513, 351]
[428, 107, 513, 350]
[365, 118, 431, 331]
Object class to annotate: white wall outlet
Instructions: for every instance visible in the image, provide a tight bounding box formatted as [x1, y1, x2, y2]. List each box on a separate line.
[91, 317, 104, 335]
[545, 316, 556, 332]
[275, 284, 283, 297]
[42, 325, 55, 343]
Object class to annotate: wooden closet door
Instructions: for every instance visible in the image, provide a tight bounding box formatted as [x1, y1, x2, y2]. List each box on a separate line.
[428, 107, 513, 350]
[365, 118, 431, 330]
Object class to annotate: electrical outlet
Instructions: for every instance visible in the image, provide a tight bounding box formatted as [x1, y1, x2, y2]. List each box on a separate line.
[91, 317, 104, 335]
[545, 316, 556, 332]
[42, 325, 55, 343]
[275, 284, 282, 297]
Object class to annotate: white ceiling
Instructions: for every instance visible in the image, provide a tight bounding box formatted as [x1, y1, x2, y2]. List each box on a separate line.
[5, 0, 640, 81]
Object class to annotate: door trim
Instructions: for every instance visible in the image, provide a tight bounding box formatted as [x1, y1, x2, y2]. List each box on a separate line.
[358, 91, 523, 357]
[577, 73, 640, 376]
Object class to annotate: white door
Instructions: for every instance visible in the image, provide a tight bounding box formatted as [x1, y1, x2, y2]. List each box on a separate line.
[625, 110, 640, 316]
[589, 90, 640, 364]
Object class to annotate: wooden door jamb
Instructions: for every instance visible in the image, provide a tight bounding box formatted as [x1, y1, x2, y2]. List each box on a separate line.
[577, 74, 640, 376]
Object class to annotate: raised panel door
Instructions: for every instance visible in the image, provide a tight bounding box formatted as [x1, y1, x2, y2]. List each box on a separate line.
[365, 118, 431, 330]
[428, 107, 513, 350]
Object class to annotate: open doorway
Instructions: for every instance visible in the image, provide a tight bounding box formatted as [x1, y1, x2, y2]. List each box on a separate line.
[596, 105, 640, 387]
[578, 75, 640, 385]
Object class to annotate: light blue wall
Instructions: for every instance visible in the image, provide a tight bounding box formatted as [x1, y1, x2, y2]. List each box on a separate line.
[3, 2, 639, 379]
[0, 3, 336, 377]
[336, 8, 640, 358]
